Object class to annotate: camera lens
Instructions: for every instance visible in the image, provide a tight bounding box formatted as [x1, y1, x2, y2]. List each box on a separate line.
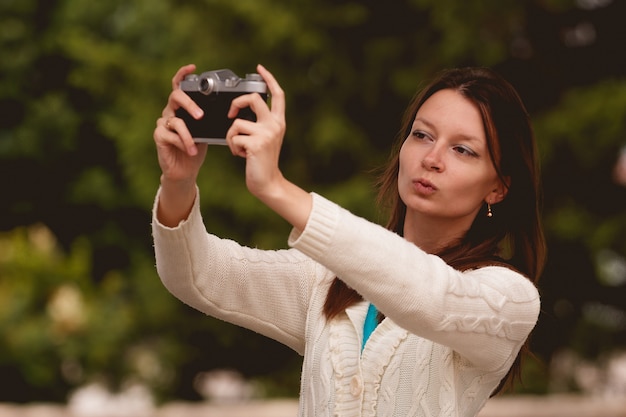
[199, 77, 214, 94]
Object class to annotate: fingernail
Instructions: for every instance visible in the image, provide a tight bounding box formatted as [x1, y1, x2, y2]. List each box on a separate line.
[194, 109, 204, 118]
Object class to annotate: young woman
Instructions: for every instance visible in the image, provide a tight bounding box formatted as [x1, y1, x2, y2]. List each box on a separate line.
[152, 64, 545, 417]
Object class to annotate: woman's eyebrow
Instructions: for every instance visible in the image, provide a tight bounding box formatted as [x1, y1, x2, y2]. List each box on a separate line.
[413, 117, 435, 129]
[414, 117, 482, 143]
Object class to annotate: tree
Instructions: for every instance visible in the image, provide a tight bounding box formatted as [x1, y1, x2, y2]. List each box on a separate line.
[1, 0, 624, 402]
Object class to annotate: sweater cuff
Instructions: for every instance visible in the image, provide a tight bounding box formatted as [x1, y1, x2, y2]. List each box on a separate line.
[288, 192, 339, 259]
[151, 185, 202, 235]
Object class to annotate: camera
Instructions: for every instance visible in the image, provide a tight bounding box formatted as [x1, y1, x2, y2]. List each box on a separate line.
[175, 69, 268, 144]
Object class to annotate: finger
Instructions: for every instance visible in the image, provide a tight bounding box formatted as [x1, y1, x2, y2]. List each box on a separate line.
[228, 136, 248, 158]
[157, 116, 198, 156]
[154, 123, 183, 155]
[166, 117, 198, 156]
[225, 117, 264, 158]
[172, 64, 196, 90]
[256, 64, 285, 117]
[226, 118, 257, 139]
[162, 89, 204, 120]
[225, 130, 247, 158]
[227, 93, 271, 121]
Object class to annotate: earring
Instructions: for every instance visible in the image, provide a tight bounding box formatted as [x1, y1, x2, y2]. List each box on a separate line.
[487, 203, 493, 218]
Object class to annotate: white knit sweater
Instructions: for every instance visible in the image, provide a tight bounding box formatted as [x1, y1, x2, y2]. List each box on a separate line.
[152, 190, 540, 417]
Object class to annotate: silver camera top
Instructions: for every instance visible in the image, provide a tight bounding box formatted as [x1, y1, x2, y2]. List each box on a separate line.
[179, 69, 267, 95]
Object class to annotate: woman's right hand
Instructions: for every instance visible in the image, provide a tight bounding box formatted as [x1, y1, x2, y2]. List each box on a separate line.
[153, 64, 208, 226]
[154, 64, 208, 185]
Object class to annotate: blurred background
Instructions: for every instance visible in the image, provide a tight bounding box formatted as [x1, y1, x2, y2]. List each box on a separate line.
[1, 0, 625, 410]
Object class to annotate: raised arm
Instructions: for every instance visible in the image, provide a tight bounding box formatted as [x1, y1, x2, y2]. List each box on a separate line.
[288, 194, 540, 371]
[153, 64, 207, 227]
[224, 64, 312, 232]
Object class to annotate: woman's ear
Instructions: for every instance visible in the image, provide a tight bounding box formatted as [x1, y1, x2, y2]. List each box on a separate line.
[488, 176, 510, 204]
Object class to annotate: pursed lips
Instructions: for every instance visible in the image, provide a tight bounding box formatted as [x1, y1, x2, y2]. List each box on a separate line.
[413, 178, 438, 195]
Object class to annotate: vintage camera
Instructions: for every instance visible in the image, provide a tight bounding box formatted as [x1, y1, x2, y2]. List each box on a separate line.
[175, 69, 268, 144]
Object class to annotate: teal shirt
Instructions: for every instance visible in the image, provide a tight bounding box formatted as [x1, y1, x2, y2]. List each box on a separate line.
[362, 303, 378, 351]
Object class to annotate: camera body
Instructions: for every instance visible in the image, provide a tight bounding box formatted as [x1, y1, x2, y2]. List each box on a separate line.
[175, 69, 268, 144]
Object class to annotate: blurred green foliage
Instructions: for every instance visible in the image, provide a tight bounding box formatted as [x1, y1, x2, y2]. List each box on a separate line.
[1, 0, 625, 403]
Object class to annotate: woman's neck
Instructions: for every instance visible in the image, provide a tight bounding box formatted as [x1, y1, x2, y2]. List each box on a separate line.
[402, 212, 470, 254]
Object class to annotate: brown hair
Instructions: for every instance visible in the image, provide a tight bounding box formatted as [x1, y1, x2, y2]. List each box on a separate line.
[323, 67, 546, 394]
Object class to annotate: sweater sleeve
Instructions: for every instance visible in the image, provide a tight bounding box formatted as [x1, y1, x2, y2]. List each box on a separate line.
[288, 193, 540, 372]
[151, 187, 319, 355]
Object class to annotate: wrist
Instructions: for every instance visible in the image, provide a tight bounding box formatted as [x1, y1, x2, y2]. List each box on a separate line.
[255, 176, 312, 231]
[157, 175, 198, 227]
[251, 173, 288, 204]
[160, 173, 197, 190]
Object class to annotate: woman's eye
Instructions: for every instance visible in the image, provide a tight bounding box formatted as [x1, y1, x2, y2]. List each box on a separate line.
[454, 145, 477, 157]
[412, 130, 431, 141]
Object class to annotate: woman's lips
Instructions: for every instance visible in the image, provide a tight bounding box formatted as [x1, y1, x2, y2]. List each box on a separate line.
[413, 179, 437, 195]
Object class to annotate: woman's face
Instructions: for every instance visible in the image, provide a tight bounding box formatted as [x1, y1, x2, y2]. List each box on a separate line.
[398, 88, 506, 230]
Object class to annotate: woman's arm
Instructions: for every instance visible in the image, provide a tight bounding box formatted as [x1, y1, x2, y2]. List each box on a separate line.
[151, 65, 320, 353]
[152, 187, 321, 354]
[223, 65, 313, 232]
[153, 64, 208, 227]
[288, 193, 540, 372]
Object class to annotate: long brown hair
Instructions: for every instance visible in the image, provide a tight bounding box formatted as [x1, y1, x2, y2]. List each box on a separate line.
[323, 67, 546, 394]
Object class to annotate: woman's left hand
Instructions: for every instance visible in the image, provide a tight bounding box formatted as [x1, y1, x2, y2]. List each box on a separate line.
[225, 64, 286, 201]
[225, 65, 311, 231]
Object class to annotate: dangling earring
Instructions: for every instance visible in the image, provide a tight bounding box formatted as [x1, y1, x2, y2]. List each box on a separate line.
[487, 203, 493, 218]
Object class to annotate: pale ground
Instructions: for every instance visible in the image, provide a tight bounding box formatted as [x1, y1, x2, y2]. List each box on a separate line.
[1, 395, 625, 417]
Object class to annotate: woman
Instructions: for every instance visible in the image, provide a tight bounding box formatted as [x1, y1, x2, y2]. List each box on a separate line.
[152, 63, 545, 417]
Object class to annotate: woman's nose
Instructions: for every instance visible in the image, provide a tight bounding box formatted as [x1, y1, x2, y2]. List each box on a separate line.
[421, 147, 443, 171]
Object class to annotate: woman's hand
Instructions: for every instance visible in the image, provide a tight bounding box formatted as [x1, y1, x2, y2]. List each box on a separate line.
[154, 64, 208, 185]
[225, 64, 312, 231]
[153, 64, 208, 226]
[225, 64, 286, 200]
